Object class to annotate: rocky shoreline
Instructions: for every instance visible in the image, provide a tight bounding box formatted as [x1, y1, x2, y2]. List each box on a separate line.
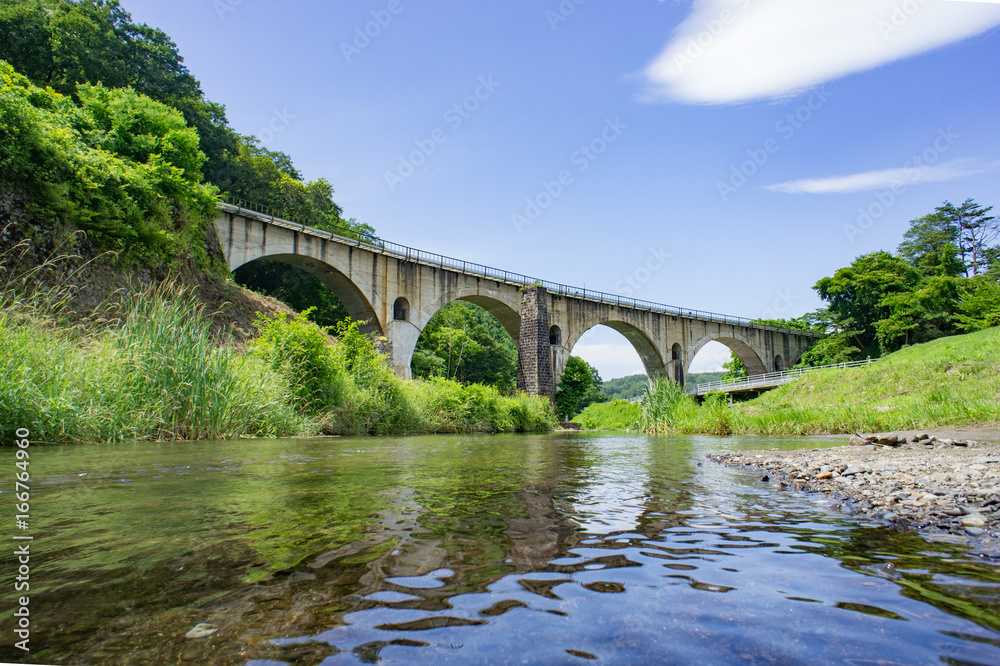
[709, 432, 1000, 558]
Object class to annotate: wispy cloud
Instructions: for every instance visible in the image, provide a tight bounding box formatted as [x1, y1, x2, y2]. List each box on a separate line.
[765, 158, 1000, 194]
[642, 0, 1000, 105]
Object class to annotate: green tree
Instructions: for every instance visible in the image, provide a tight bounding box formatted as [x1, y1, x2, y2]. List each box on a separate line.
[897, 211, 964, 278]
[955, 276, 1000, 332]
[943, 199, 997, 277]
[577, 363, 610, 412]
[875, 276, 960, 351]
[554, 356, 594, 420]
[0, 61, 216, 262]
[795, 333, 862, 367]
[233, 261, 349, 327]
[814, 251, 921, 357]
[0, 0, 371, 242]
[411, 302, 517, 390]
[721, 353, 747, 380]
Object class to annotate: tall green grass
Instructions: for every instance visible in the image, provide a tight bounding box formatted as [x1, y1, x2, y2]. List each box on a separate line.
[573, 399, 641, 430]
[0, 286, 306, 444]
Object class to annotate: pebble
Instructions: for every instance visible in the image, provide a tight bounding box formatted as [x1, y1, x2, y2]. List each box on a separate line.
[708, 435, 1000, 556]
[185, 623, 219, 639]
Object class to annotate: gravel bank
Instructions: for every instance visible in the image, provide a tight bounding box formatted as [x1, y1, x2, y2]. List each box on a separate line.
[709, 434, 1000, 558]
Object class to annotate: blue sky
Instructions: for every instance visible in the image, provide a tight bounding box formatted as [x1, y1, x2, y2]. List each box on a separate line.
[121, 0, 1000, 378]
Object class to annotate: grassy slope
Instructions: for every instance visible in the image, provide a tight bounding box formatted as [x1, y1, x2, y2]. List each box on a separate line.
[732, 327, 1000, 434]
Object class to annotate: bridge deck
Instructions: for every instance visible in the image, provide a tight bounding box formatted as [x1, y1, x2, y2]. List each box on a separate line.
[219, 202, 823, 338]
[686, 360, 875, 397]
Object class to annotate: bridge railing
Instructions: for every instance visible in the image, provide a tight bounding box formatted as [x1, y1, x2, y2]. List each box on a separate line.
[686, 359, 876, 396]
[218, 201, 824, 337]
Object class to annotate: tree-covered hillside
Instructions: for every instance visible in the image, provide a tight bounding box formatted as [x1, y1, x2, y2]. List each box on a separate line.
[0, 0, 372, 266]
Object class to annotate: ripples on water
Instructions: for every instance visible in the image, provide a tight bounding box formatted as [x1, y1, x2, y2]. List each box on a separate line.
[3, 434, 1000, 664]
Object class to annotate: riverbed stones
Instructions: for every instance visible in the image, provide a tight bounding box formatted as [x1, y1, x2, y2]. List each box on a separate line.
[708, 439, 1000, 556]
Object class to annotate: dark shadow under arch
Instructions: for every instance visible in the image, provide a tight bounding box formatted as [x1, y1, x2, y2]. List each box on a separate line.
[233, 254, 383, 335]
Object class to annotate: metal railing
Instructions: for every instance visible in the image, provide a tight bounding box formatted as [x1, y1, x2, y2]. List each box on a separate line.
[217, 200, 824, 337]
[686, 359, 876, 396]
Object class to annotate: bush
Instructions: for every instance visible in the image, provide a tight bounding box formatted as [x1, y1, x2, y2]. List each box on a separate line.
[0, 60, 218, 266]
[573, 400, 641, 430]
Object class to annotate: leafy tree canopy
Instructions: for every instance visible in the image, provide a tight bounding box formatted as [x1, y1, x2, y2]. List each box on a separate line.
[411, 301, 518, 391]
[804, 198, 1000, 366]
[555, 356, 595, 420]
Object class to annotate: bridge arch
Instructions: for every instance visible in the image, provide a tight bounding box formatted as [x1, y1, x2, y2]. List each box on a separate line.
[390, 290, 522, 380]
[562, 319, 666, 384]
[231, 253, 384, 335]
[689, 333, 767, 376]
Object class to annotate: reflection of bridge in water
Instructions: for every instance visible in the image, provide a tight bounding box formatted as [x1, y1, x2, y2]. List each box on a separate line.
[214, 202, 821, 398]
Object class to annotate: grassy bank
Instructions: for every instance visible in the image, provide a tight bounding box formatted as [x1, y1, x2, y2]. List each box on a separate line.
[0, 285, 554, 444]
[575, 328, 1000, 436]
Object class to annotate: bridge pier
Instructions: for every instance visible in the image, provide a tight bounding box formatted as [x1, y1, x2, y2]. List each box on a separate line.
[516, 286, 555, 401]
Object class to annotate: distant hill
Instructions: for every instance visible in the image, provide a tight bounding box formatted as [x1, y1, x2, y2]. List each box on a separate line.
[602, 372, 724, 401]
[602, 374, 648, 401]
[686, 371, 725, 387]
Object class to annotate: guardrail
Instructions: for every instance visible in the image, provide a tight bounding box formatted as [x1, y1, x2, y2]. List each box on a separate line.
[686, 359, 876, 396]
[218, 200, 824, 337]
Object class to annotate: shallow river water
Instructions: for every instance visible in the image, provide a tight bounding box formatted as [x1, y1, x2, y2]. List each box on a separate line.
[3, 433, 1000, 665]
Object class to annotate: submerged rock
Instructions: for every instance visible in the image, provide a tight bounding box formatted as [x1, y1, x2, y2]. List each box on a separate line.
[185, 623, 219, 639]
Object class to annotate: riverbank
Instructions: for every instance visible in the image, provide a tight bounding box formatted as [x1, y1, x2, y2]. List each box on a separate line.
[710, 433, 1000, 557]
[573, 328, 1000, 437]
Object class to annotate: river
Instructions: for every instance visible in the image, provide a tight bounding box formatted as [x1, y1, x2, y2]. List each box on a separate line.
[3, 433, 999, 664]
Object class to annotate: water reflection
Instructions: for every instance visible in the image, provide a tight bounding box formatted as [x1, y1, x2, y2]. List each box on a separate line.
[2, 434, 999, 664]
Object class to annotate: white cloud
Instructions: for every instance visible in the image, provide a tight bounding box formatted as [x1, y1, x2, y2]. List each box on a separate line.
[765, 158, 1000, 193]
[643, 0, 1000, 104]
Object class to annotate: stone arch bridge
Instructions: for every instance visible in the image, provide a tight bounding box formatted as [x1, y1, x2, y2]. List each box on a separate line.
[215, 204, 821, 399]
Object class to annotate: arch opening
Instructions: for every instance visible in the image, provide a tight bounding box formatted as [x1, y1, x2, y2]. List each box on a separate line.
[565, 321, 666, 389]
[232, 256, 380, 333]
[410, 300, 518, 391]
[774, 354, 784, 372]
[549, 325, 562, 346]
[689, 335, 767, 378]
[455, 295, 521, 342]
[393, 297, 410, 322]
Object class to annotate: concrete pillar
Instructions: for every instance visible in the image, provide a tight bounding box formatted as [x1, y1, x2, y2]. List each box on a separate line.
[517, 286, 554, 401]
